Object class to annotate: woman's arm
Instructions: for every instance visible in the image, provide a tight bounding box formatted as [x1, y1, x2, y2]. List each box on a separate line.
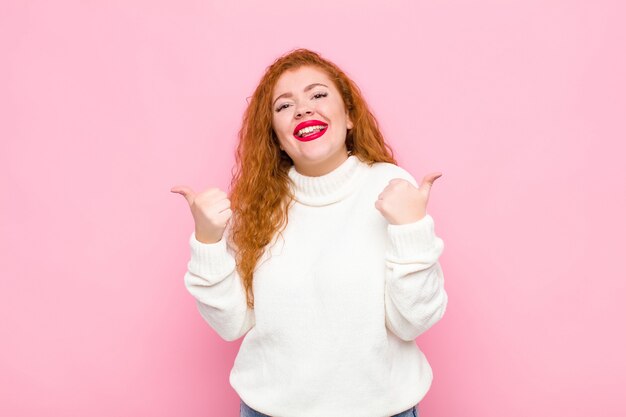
[384, 214, 448, 341]
[184, 230, 255, 342]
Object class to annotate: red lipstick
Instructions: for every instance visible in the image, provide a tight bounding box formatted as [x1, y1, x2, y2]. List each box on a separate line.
[293, 119, 328, 142]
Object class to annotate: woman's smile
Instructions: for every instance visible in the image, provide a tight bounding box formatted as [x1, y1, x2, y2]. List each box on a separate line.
[293, 119, 329, 141]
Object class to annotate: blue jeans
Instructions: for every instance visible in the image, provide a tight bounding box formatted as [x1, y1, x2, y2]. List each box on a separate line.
[240, 399, 419, 417]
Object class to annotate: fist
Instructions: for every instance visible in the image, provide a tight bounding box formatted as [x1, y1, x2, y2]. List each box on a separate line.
[171, 185, 232, 244]
[374, 172, 442, 225]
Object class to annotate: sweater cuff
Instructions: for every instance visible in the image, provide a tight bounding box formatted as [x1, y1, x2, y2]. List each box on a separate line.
[187, 231, 236, 279]
[386, 214, 441, 263]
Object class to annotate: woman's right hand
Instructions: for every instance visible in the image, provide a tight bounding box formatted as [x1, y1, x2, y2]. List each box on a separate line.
[170, 185, 232, 244]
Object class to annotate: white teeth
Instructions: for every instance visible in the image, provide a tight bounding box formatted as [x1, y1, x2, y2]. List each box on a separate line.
[297, 125, 326, 137]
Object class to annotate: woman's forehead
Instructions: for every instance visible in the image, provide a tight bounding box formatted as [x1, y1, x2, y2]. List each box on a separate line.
[273, 66, 332, 91]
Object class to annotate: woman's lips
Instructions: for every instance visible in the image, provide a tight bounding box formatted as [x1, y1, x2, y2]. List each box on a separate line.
[293, 119, 328, 135]
[293, 126, 328, 142]
[292, 119, 329, 142]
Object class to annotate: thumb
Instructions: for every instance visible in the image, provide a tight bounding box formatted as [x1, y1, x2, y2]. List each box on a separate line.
[419, 172, 443, 192]
[170, 185, 195, 206]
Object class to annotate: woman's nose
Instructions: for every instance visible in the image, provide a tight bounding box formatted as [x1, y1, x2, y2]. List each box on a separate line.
[295, 107, 313, 118]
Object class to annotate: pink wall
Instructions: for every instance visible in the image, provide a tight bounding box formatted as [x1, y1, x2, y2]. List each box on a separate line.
[2, 0, 625, 416]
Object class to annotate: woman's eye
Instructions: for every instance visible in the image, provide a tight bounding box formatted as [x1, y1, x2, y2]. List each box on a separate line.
[275, 92, 327, 112]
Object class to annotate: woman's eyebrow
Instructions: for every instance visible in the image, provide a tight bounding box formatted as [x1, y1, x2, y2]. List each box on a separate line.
[273, 83, 329, 105]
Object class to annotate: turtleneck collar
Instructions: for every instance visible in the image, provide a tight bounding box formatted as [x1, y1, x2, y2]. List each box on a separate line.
[287, 155, 368, 206]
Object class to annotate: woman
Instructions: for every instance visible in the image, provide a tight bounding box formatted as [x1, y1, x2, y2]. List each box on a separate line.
[171, 48, 446, 417]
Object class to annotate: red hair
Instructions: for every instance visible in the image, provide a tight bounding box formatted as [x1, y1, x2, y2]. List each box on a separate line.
[227, 48, 398, 308]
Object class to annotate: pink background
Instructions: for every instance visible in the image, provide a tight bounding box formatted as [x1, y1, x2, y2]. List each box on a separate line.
[2, 0, 625, 416]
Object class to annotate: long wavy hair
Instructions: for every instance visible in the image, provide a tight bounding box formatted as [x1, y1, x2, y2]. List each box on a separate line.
[227, 48, 398, 309]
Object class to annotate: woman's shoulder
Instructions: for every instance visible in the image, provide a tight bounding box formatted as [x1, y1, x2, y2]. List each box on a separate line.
[365, 159, 419, 188]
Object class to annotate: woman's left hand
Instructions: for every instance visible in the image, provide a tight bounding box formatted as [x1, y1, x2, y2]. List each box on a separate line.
[374, 172, 442, 225]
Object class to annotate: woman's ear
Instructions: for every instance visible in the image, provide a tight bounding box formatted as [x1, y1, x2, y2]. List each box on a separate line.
[346, 112, 353, 130]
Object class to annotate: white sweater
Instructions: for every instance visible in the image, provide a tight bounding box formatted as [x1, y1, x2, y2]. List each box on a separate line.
[184, 155, 447, 417]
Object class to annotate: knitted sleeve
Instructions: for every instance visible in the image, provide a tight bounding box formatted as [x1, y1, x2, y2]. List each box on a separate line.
[384, 213, 447, 341]
[183, 229, 255, 342]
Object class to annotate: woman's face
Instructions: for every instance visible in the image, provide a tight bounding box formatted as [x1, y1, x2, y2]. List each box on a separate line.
[271, 65, 353, 177]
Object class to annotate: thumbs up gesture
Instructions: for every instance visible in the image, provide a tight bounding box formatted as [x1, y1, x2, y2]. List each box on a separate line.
[374, 172, 442, 225]
[170, 185, 232, 244]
